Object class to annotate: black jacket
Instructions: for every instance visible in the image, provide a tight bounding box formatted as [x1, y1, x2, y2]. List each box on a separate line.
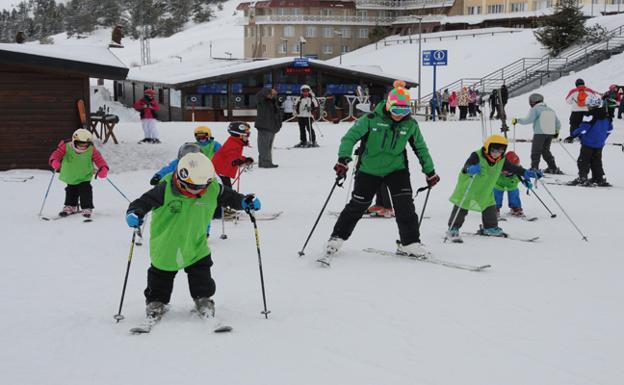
[254, 88, 282, 133]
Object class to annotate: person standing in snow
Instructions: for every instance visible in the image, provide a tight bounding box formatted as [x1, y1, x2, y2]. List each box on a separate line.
[565, 78, 598, 136]
[212, 122, 254, 189]
[255, 87, 282, 168]
[320, 80, 440, 265]
[458, 87, 469, 120]
[445, 135, 542, 243]
[282, 96, 294, 121]
[564, 95, 613, 187]
[602, 84, 619, 122]
[511, 93, 563, 174]
[449, 91, 458, 117]
[48, 128, 109, 218]
[294, 85, 320, 148]
[493, 151, 526, 218]
[125, 152, 261, 320]
[133, 88, 161, 144]
[441, 89, 450, 115]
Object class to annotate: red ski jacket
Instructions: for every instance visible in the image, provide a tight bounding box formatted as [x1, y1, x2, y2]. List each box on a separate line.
[212, 136, 250, 178]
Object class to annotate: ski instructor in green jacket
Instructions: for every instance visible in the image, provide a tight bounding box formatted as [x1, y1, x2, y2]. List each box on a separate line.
[318, 80, 440, 266]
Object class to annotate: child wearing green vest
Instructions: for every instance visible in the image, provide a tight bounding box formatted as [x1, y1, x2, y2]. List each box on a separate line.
[194, 125, 222, 159]
[126, 152, 261, 320]
[48, 129, 109, 218]
[446, 135, 541, 243]
[494, 151, 524, 218]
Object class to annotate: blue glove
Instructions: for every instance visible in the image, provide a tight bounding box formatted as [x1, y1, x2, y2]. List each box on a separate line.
[523, 179, 534, 189]
[466, 164, 481, 175]
[241, 194, 261, 211]
[126, 212, 143, 228]
[524, 169, 543, 180]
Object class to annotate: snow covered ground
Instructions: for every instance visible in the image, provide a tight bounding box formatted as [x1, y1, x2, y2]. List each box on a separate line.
[2, 51, 624, 384]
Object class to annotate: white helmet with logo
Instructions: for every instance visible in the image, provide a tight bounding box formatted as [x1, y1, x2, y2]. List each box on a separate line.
[72, 128, 92, 144]
[176, 152, 215, 190]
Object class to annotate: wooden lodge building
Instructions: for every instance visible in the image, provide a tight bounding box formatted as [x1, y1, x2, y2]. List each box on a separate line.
[0, 44, 128, 170]
[114, 56, 417, 122]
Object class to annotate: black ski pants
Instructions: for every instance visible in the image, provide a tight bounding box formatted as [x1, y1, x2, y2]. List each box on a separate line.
[569, 111, 586, 136]
[332, 169, 420, 245]
[577, 145, 605, 181]
[374, 182, 392, 208]
[459, 106, 468, 120]
[144, 255, 216, 304]
[530, 134, 558, 170]
[64, 181, 93, 209]
[448, 204, 498, 230]
[297, 117, 315, 143]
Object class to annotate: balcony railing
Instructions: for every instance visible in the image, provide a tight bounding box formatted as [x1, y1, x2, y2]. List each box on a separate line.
[242, 15, 396, 26]
[356, 0, 455, 10]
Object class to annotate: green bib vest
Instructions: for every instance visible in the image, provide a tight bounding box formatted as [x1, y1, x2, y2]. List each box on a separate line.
[59, 143, 94, 185]
[449, 150, 504, 212]
[495, 174, 520, 192]
[149, 174, 220, 271]
[199, 141, 217, 159]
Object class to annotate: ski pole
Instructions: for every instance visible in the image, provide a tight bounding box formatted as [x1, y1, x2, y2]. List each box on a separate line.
[344, 155, 358, 205]
[298, 176, 344, 256]
[525, 184, 556, 218]
[557, 139, 578, 164]
[106, 177, 131, 203]
[416, 185, 431, 230]
[38, 170, 56, 219]
[445, 175, 476, 243]
[512, 122, 517, 152]
[538, 179, 588, 241]
[114, 228, 138, 322]
[220, 208, 227, 240]
[246, 209, 271, 319]
[313, 118, 324, 138]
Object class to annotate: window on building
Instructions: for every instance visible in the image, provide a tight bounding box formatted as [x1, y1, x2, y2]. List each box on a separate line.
[292, 8, 302, 16]
[323, 27, 333, 38]
[467, 6, 481, 14]
[284, 25, 295, 37]
[321, 9, 331, 16]
[306, 26, 317, 38]
[358, 28, 369, 39]
[323, 44, 333, 54]
[341, 45, 349, 54]
[510, 2, 527, 12]
[276, 8, 286, 16]
[356, 10, 367, 18]
[293, 43, 301, 54]
[341, 27, 351, 38]
[278, 42, 288, 54]
[487, 4, 504, 13]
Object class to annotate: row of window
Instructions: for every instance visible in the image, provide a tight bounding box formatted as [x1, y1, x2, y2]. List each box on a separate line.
[466, 3, 529, 14]
[247, 26, 369, 39]
[254, 8, 393, 18]
[276, 43, 350, 55]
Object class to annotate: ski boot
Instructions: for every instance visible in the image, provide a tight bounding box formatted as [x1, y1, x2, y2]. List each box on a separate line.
[396, 241, 428, 257]
[510, 207, 524, 217]
[145, 301, 167, 318]
[592, 177, 612, 187]
[317, 237, 344, 267]
[293, 141, 308, 148]
[380, 208, 395, 218]
[543, 167, 564, 175]
[446, 227, 463, 243]
[151, 138, 162, 144]
[367, 205, 384, 216]
[59, 205, 79, 217]
[308, 141, 320, 148]
[194, 297, 215, 319]
[567, 176, 589, 186]
[479, 227, 506, 237]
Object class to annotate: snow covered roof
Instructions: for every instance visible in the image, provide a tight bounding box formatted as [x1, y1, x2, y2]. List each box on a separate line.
[125, 56, 417, 88]
[0, 43, 128, 79]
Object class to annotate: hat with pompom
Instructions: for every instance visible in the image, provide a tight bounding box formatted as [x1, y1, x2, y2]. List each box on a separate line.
[385, 80, 411, 111]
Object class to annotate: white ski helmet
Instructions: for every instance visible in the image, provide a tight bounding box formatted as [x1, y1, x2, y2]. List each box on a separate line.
[72, 128, 92, 144]
[300, 84, 311, 93]
[586, 94, 603, 108]
[176, 152, 215, 190]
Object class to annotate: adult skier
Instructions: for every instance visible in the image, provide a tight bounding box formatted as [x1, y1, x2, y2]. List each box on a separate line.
[319, 80, 440, 265]
[565, 78, 598, 135]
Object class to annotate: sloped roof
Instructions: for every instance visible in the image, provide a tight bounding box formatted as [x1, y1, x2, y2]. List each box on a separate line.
[0, 43, 128, 79]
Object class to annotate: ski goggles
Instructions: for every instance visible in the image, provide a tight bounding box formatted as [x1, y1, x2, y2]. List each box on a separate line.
[194, 133, 210, 141]
[179, 178, 213, 191]
[389, 105, 411, 117]
[74, 140, 92, 147]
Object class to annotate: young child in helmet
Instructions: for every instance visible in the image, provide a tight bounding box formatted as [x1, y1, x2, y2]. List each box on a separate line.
[194, 125, 222, 159]
[446, 135, 542, 243]
[133, 88, 161, 143]
[493, 151, 525, 218]
[125, 152, 261, 320]
[212, 122, 254, 189]
[48, 128, 109, 218]
[511, 93, 562, 174]
[149, 143, 202, 186]
[564, 95, 613, 187]
[294, 85, 319, 148]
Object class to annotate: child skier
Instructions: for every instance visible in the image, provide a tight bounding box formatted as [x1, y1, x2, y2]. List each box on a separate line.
[133, 88, 161, 144]
[320, 80, 440, 265]
[446, 135, 541, 243]
[294, 85, 320, 148]
[511, 93, 563, 174]
[493, 151, 525, 218]
[48, 128, 109, 218]
[149, 143, 202, 185]
[564, 95, 613, 187]
[194, 125, 222, 159]
[212, 122, 254, 189]
[126, 152, 261, 321]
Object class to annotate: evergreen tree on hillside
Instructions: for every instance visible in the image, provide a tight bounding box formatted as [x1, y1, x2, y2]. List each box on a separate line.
[534, 0, 587, 56]
[65, 0, 98, 37]
[192, 0, 215, 23]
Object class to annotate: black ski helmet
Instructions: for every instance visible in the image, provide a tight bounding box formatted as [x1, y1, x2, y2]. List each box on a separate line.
[575, 78, 585, 87]
[227, 121, 251, 137]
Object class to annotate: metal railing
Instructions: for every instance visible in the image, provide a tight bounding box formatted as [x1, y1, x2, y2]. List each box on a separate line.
[243, 14, 396, 26]
[421, 24, 624, 102]
[356, 0, 455, 9]
[383, 29, 522, 46]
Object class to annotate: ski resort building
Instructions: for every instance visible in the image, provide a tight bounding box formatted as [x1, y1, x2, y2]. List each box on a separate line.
[0, 44, 128, 171]
[114, 56, 416, 122]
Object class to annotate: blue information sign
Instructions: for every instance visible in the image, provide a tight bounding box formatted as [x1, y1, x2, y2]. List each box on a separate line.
[293, 57, 310, 67]
[422, 50, 448, 66]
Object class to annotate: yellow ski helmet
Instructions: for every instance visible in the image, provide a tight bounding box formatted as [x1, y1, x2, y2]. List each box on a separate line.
[194, 125, 212, 138]
[484, 134, 508, 154]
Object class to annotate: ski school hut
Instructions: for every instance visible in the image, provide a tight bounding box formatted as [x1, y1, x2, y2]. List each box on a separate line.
[0, 44, 128, 171]
[114, 57, 416, 122]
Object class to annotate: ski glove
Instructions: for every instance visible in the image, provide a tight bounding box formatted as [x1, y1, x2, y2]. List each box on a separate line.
[466, 164, 481, 175]
[426, 172, 440, 187]
[524, 169, 543, 180]
[564, 136, 575, 144]
[150, 174, 161, 186]
[334, 157, 351, 178]
[522, 179, 533, 189]
[553, 132, 559, 139]
[51, 160, 61, 171]
[511, 118, 518, 125]
[96, 167, 108, 179]
[241, 194, 261, 211]
[126, 212, 143, 228]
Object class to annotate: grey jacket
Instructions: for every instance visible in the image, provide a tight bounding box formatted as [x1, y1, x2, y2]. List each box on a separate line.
[255, 88, 282, 133]
[516, 102, 561, 135]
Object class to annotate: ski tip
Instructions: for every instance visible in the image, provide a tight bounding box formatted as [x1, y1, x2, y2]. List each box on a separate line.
[214, 325, 233, 333]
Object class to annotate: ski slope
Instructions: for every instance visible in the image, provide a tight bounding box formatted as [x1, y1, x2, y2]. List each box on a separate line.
[2, 52, 624, 384]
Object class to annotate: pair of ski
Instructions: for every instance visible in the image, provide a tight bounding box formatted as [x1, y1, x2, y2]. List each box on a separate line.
[224, 211, 283, 221]
[1, 175, 33, 183]
[498, 214, 537, 222]
[130, 309, 232, 335]
[41, 211, 93, 223]
[545, 179, 615, 188]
